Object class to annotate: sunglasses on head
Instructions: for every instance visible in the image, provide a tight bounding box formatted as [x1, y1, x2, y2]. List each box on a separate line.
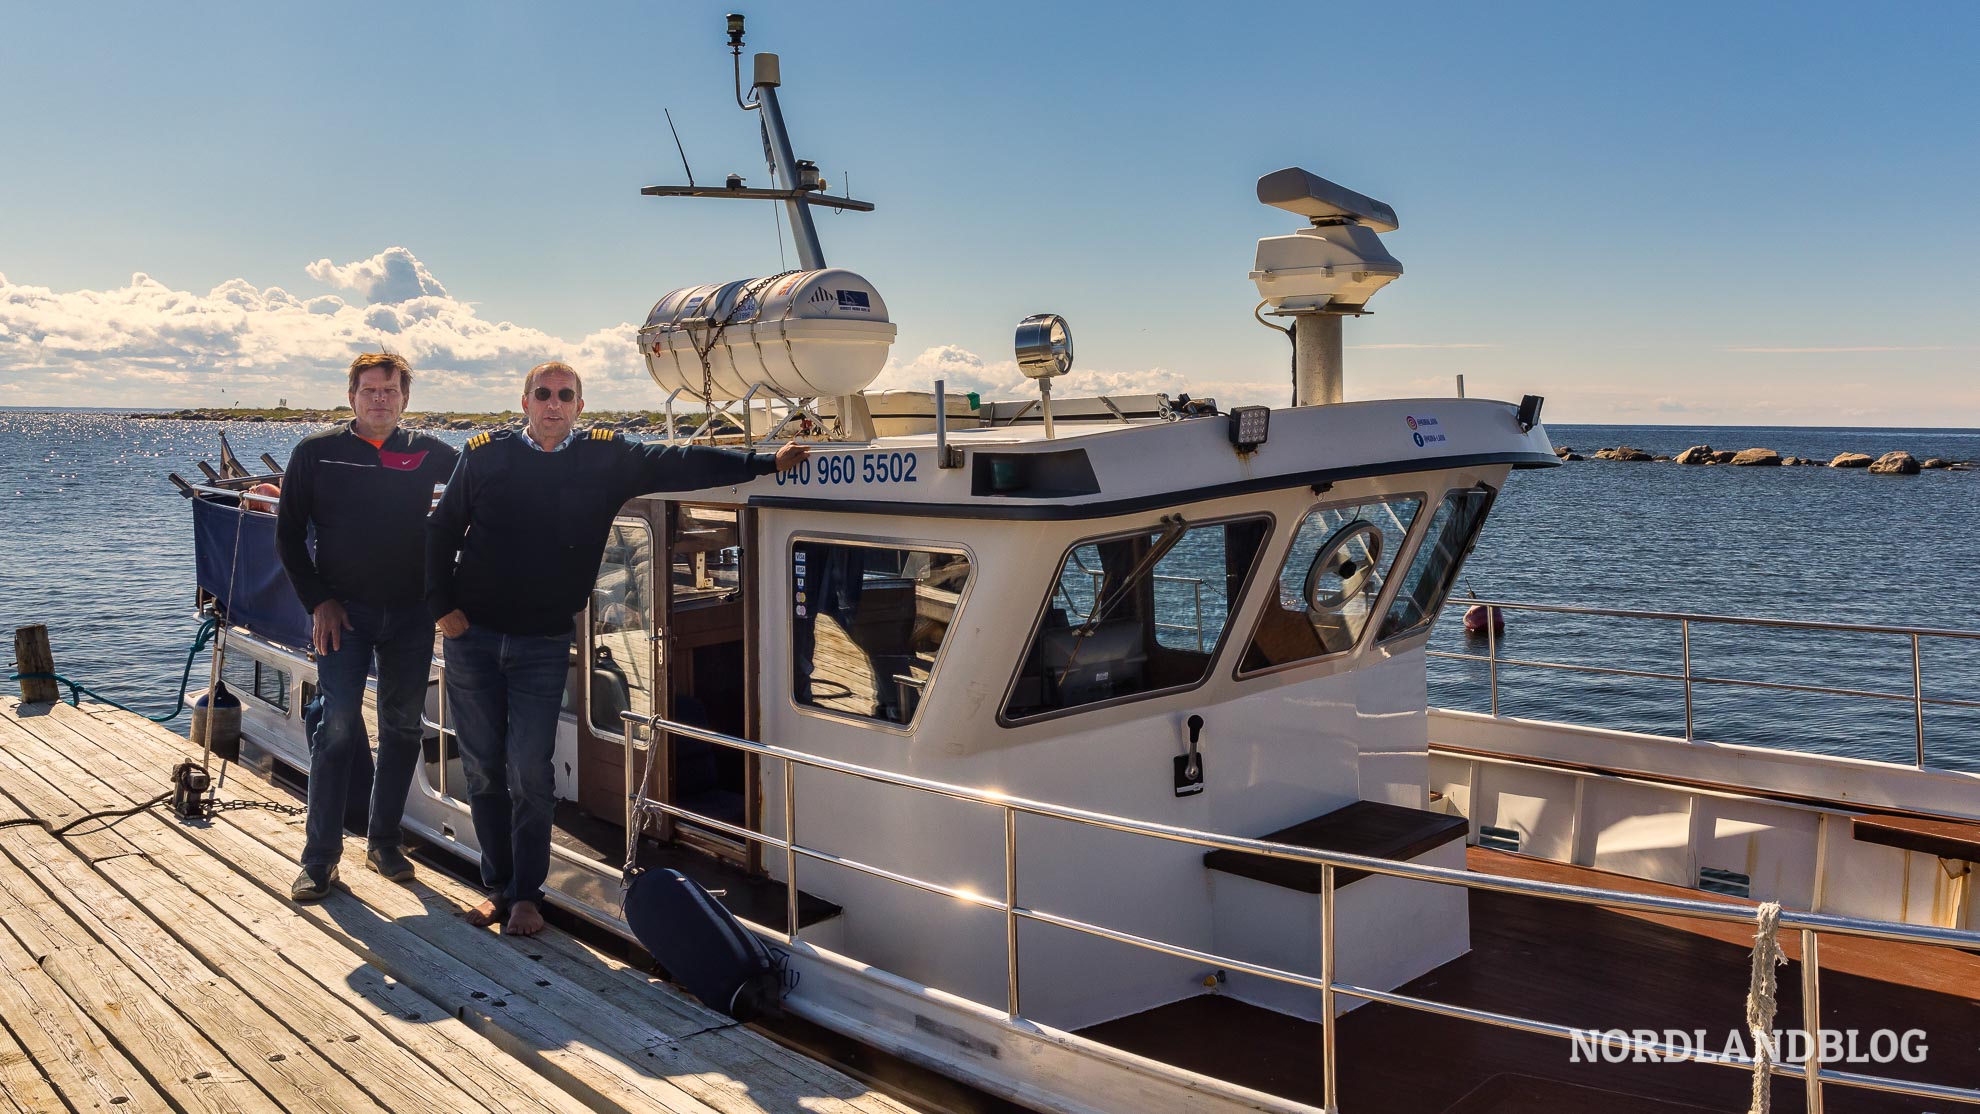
[532, 387, 577, 402]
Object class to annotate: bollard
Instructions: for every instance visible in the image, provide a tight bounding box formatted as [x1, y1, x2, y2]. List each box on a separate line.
[14, 625, 58, 704]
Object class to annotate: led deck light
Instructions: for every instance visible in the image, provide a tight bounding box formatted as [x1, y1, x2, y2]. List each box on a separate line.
[1229, 406, 1270, 453]
[1516, 394, 1545, 433]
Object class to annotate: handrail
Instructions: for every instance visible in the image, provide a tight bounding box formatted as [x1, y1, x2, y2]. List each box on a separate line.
[1429, 597, 1980, 769]
[1440, 597, 1980, 641]
[620, 710, 1980, 1113]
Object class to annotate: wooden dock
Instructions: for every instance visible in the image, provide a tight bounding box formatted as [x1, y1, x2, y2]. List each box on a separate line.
[0, 694, 920, 1114]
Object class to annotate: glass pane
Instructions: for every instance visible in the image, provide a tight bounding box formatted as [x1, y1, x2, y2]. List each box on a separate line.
[1242, 497, 1422, 671]
[793, 542, 971, 725]
[1007, 518, 1269, 719]
[1380, 488, 1494, 640]
[590, 520, 656, 734]
[674, 506, 741, 602]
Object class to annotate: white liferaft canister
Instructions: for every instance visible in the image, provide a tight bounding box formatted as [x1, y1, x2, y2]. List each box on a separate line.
[638, 268, 896, 400]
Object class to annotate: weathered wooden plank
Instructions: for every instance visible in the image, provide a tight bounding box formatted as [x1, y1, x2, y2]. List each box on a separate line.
[0, 842, 269, 1113]
[97, 853, 488, 1114]
[0, 882, 167, 1113]
[0, 737, 383, 1112]
[546, 933, 921, 1114]
[0, 1014, 69, 1114]
[29, 698, 918, 1114]
[11, 702, 720, 1114]
[41, 700, 912, 1114]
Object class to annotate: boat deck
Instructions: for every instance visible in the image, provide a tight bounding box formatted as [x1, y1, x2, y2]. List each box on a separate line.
[0, 695, 918, 1114]
[1082, 849, 1980, 1113]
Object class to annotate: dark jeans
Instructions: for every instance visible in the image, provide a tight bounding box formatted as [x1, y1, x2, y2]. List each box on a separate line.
[442, 624, 569, 908]
[301, 600, 433, 870]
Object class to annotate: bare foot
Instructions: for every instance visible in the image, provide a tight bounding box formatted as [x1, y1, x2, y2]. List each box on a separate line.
[504, 900, 545, 937]
[462, 898, 504, 927]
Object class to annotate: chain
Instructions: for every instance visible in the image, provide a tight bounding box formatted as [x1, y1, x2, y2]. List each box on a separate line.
[212, 798, 309, 818]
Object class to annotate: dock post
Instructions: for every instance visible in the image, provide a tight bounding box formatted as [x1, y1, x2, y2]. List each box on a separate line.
[14, 625, 58, 704]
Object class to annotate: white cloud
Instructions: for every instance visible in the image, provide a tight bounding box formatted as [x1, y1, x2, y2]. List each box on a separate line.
[0, 249, 649, 410]
[304, 247, 449, 305]
[1, 249, 1286, 412]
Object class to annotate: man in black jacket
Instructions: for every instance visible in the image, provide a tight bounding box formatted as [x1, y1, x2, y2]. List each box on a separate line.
[427, 361, 806, 935]
[278, 353, 459, 901]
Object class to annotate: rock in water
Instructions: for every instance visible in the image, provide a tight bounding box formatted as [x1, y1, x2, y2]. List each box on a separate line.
[1711, 450, 1737, 463]
[1675, 444, 1715, 465]
[1867, 451, 1920, 475]
[1730, 448, 1781, 466]
[1554, 445, 1573, 458]
[1595, 445, 1654, 461]
[1921, 457, 1950, 469]
[1830, 452, 1873, 468]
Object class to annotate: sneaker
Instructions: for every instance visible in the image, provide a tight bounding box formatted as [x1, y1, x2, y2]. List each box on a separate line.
[291, 865, 338, 902]
[366, 846, 416, 883]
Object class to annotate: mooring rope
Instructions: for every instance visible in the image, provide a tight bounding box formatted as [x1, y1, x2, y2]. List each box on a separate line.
[8, 615, 220, 722]
[1745, 900, 1787, 1113]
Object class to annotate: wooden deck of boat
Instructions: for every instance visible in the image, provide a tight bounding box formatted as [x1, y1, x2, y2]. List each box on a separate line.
[0, 695, 920, 1114]
[1083, 848, 1980, 1113]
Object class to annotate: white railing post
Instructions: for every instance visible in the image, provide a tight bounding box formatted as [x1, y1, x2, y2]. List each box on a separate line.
[1321, 863, 1339, 1113]
[1486, 609, 1500, 717]
[1682, 618, 1694, 741]
[1005, 806, 1021, 1019]
[1911, 634, 1925, 768]
[784, 760, 800, 940]
[1801, 928, 1823, 1114]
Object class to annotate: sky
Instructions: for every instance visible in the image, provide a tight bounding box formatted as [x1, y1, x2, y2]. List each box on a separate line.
[2, 1, 1976, 423]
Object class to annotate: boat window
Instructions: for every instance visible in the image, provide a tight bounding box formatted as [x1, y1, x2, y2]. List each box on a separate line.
[1005, 516, 1270, 721]
[1240, 496, 1423, 673]
[673, 506, 742, 602]
[222, 654, 289, 714]
[1378, 487, 1495, 641]
[792, 541, 971, 726]
[589, 519, 656, 736]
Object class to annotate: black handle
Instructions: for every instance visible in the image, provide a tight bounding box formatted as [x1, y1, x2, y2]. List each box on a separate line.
[1187, 714, 1204, 747]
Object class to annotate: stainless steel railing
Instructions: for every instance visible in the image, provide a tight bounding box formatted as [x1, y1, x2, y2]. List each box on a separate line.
[1427, 598, 1980, 769]
[620, 710, 1980, 1113]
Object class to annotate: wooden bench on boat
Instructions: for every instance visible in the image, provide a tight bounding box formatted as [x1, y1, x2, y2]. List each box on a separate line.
[1851, 812, 1980, 865]
[1203, 799, 1470, 890]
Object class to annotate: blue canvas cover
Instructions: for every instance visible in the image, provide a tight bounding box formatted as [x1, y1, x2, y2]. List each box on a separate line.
[193, 496, 312, 649]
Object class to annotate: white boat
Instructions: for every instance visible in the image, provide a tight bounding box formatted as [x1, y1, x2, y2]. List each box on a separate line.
[182, 17, 1980, 1113]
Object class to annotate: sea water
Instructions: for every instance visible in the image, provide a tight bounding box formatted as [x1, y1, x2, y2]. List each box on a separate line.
[1, 412, 1974, 771]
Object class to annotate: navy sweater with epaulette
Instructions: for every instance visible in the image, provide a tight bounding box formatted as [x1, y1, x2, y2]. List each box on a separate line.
[426, 428, 777, 636]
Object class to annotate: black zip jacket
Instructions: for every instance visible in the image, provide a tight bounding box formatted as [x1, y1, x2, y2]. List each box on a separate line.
[276, 423, 461, 612]
[426, 428, 777, 636]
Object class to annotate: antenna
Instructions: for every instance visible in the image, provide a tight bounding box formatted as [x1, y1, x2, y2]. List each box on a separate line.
[641, 13, 875, 266]
[664, 109, 694, 188]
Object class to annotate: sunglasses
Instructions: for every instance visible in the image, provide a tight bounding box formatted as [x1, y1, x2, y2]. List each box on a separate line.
[532, 387, 577, 402]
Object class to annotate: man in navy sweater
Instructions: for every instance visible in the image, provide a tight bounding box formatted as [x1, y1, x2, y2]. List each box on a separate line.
[427, 361, 807, 935]
[277, 353, 459, 901]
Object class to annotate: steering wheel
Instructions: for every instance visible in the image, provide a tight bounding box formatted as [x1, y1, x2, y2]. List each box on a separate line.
[1303, 520, 1384, 612]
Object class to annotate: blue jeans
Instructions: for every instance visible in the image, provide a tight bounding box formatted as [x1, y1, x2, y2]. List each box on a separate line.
[301, 600, 433, 870]
[442, 624, 570, 908]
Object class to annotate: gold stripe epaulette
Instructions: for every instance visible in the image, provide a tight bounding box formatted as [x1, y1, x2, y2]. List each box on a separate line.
[589, 427, 619, 441]
[466, 432, 491, 451]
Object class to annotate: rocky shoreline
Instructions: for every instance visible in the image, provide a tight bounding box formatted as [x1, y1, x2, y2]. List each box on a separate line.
[1562, 444, 1971, 473]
